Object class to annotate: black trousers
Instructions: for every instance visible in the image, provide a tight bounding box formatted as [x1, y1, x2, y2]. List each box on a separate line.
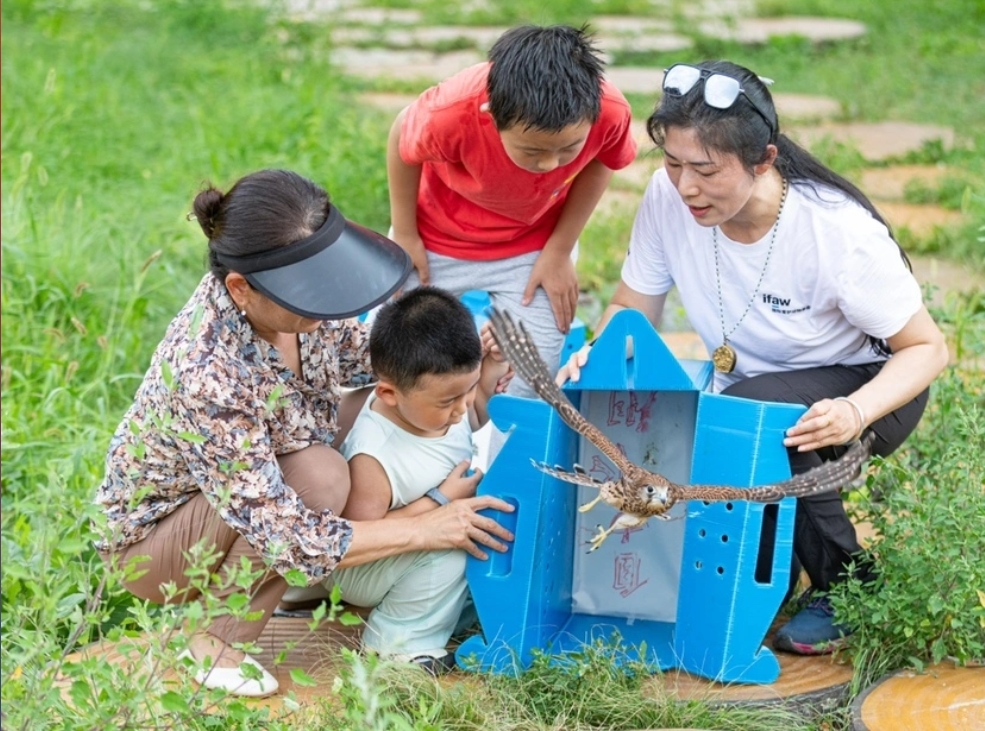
[721, 362, 929, 592]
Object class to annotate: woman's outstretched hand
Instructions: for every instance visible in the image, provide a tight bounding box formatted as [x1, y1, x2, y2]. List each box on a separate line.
[419, 494, 515, 560]
[784, 397, 866, 452]
[555, 342, 592, 386]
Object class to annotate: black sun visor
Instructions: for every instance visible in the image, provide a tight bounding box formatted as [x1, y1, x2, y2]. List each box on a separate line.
[215, 204, 412, 319]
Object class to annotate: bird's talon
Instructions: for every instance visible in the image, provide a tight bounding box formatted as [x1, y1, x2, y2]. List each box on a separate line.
[578, 494, 603, 513]
[586, 524, 612, 552]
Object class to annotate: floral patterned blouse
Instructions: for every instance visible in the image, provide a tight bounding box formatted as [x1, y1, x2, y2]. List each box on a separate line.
[94, 274, 374, 583]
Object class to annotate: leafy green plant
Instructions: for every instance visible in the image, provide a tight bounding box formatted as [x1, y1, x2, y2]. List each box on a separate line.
[929, 287, 985, 366]
[828, 368, 985, 690]
[902, 175, 978, 210]
[2, 519, 364, 730]
[324, 649, 446, 731]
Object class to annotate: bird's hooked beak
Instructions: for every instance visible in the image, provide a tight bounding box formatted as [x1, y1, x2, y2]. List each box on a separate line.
[643, 484, 670, 508]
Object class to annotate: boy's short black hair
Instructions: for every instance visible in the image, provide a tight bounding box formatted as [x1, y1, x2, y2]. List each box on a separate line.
[487, 24, 604, 132]
[370, 286, 482, 391]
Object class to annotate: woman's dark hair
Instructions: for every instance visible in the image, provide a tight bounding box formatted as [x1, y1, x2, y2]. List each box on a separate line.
[191, 169, 331, 281]
[647, 60, 908, 267]
[370, 286, 482, 391]
[648, 60, 908, 355]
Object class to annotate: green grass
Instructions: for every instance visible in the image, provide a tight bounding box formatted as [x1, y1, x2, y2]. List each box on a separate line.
[3, 0, 984, 729]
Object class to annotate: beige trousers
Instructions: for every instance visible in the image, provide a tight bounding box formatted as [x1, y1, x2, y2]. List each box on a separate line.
[103, 443, 350, 645]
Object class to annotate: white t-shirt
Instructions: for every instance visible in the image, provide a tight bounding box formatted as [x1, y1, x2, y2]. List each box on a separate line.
[621, 168, 923, 391]
[340, 392, 474, 509]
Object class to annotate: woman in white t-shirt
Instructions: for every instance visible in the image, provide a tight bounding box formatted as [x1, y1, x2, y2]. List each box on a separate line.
[564, 61, 948, 656]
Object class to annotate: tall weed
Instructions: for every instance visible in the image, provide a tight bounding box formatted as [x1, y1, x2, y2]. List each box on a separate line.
[828, 367, 985, 690]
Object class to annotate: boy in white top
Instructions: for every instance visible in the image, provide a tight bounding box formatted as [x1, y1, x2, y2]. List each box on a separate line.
[332, 286, 510, 673]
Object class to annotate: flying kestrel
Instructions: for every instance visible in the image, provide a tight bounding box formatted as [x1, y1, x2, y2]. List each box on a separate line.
[488, 309, 874, 551]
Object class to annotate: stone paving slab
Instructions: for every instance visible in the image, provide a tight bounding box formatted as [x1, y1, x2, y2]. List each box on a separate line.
[773, 93, 843, 123]
[371, 25, 509, 51]
[700, 16, 867, 44]
[282, 0, 361, 22]
[591, 13, 695, 55]
[330, 26, 386, 46]
[671, 0, 756, 19]
[859, 164, 957, 201]
[599, 30, 694, 55]
[787, 121, 955, 162]
[335, 6, 423, 25]
[336, 25, 693, 62]
[333, 47, 483, 81]
[591, 14, 675, 34]
[877, 201, 965, 239]
[604, 67, 664, 96]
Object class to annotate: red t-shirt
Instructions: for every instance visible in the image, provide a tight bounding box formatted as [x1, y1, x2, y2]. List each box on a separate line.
[399, 63, 638, 260]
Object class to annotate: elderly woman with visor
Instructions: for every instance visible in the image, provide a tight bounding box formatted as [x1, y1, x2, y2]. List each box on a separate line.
[562, 61, 947, 655]
[94, 169, 515, 696]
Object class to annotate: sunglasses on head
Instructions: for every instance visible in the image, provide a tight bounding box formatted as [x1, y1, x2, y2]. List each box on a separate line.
[662, 63, 776, 138]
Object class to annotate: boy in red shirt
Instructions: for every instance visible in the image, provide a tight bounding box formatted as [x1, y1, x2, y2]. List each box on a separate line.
[387, 24, 637, 397]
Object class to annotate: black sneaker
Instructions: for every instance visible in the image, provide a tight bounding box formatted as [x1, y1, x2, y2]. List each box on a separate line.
[390, 650, 457, 676]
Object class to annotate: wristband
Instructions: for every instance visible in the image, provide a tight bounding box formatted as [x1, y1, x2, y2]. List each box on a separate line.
[834, 396, 867, 443]
[425, 487, 450, 506]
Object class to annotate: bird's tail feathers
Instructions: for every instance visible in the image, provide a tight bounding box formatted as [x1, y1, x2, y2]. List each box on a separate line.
[760, 432, 875, 500]
[488, 308, 575, 409]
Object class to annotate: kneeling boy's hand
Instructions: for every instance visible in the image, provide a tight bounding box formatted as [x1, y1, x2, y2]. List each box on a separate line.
[437, 460, 482, 501]
[479, 322, 514, 393]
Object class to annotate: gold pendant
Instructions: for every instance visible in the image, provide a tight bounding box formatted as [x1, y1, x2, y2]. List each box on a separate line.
[712, 343, 737, 373]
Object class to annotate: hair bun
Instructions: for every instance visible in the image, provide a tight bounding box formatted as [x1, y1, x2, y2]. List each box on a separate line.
[192, 186, 224, 239]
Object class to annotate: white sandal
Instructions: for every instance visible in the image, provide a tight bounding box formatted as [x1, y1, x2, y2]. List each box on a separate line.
[178, 650, 279, 697]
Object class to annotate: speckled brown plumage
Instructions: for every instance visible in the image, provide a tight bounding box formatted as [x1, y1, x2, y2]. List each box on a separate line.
[489, 308, 874, 550]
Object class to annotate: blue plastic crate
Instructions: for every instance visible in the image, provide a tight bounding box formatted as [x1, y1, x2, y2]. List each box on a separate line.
[458, 309, 806, 684]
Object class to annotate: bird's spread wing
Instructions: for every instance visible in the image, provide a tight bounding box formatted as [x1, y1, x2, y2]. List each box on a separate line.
[530, 460, 606, 489]
[489, 308, 636, 474]
[670, 433, 875, 503]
